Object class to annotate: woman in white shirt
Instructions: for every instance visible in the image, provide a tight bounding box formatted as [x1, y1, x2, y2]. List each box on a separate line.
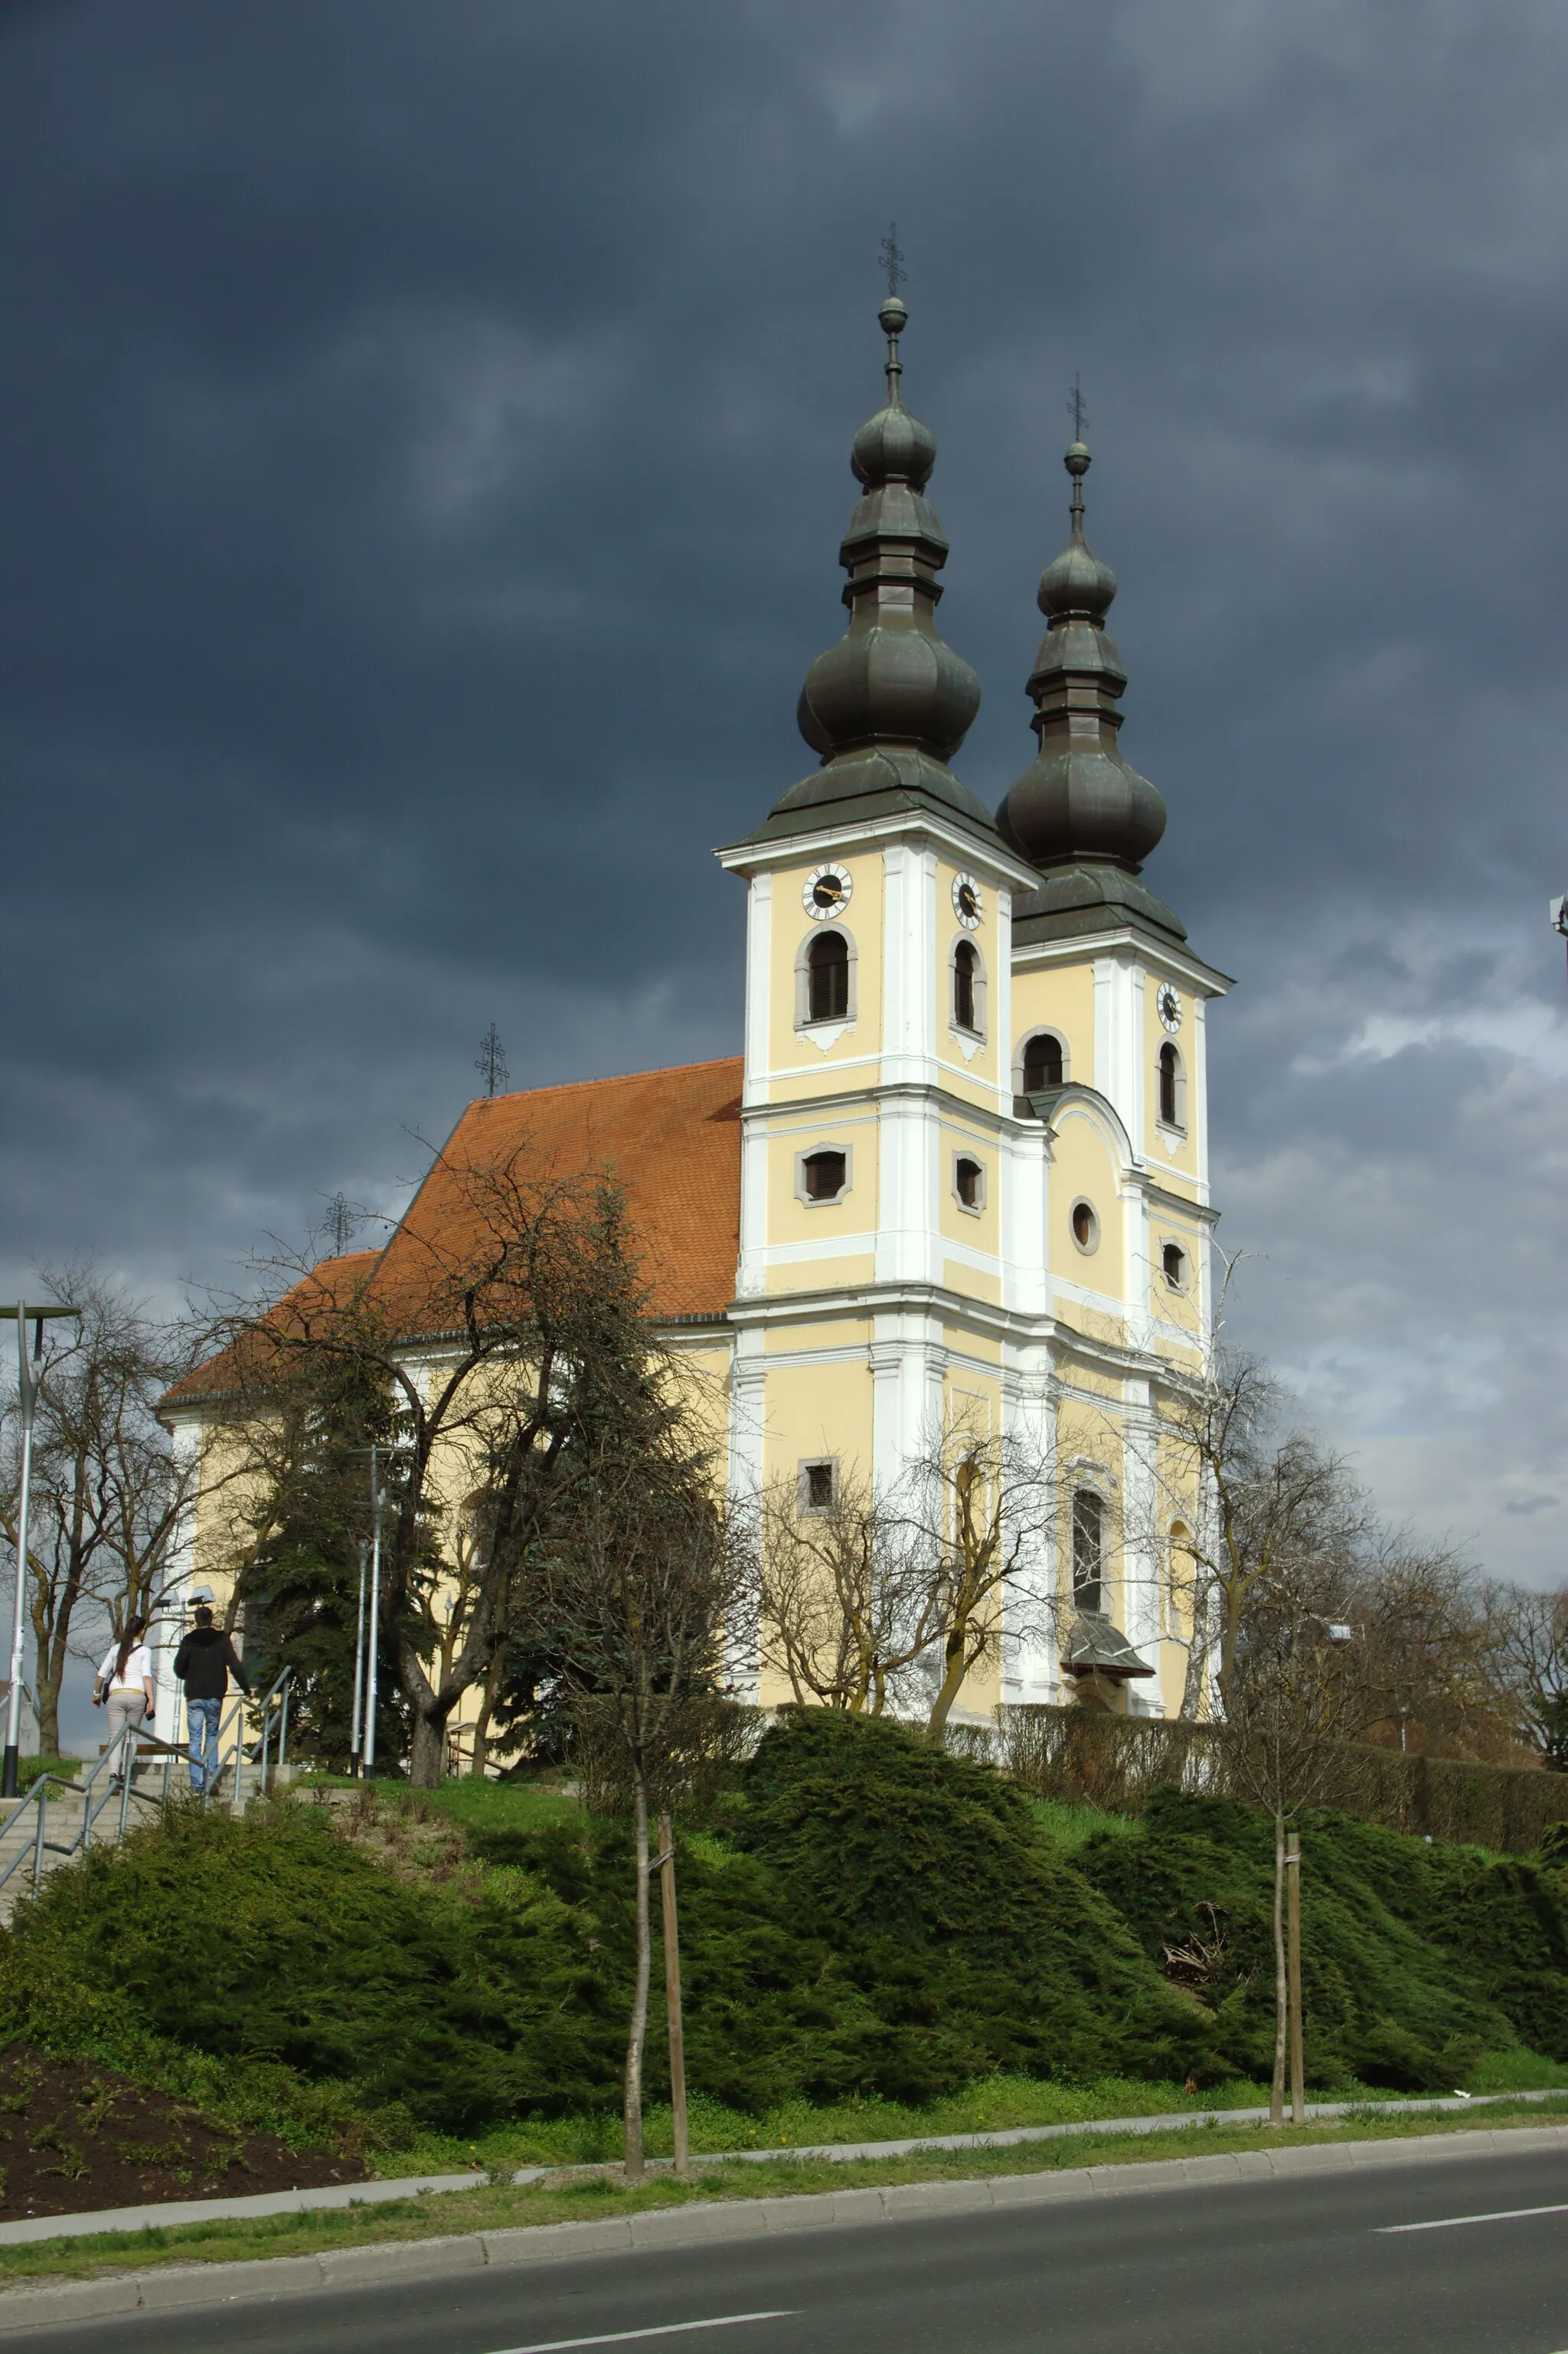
[95, 1618, 155, 1783]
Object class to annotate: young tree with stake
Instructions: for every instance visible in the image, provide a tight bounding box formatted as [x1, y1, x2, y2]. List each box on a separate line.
[541, 1441, 755, 2183]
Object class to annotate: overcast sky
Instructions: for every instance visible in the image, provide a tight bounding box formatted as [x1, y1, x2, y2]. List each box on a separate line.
[3, 0, 1566, 1600]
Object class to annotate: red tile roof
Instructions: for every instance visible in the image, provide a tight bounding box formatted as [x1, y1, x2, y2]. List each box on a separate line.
[164, 1060, 742, 1409]
[384, 1056, 743, 1326]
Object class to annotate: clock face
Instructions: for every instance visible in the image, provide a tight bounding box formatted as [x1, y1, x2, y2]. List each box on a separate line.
[1157, 983, 1183, 1034]
[952, 872, 983, 930]
[803, 865, 852, 921]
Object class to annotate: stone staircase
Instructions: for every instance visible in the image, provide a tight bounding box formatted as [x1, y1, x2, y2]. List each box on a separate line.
[0, 1672, 298, 1925]
[0, 1766, 157, 1924]
[0, 1751, 263, 1926]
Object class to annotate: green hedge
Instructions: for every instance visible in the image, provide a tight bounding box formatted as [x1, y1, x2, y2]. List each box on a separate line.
[959, 1705, 1568, 1853]
[1080, 1787, 1568, 2088]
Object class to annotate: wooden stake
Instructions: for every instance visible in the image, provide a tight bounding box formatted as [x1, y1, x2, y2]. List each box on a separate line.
[658, 1810, 691, 2179]
[1285, 1829, 1305, 2125]
[1269, 1810, 1286, 2125]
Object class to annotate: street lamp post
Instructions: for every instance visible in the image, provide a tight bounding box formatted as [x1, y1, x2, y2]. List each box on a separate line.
[362, 1449, 387, 1780]
[2, 1300, 80, 1800]
[348, 1538, 368, 1777]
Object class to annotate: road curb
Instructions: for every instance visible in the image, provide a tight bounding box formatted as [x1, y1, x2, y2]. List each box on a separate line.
[1, 2123, 1564, 2335]
[2, 2085, 1557, 2248]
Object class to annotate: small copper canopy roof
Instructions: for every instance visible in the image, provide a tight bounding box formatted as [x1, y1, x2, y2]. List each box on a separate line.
[1060, 1610, 1157, 1681]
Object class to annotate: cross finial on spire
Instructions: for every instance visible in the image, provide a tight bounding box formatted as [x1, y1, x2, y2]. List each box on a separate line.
[327, 1191, 358, 1255]
[1068, 375, 1088, 443]
[475, 1023, 508, 1098]
[879, 221, 906, 299]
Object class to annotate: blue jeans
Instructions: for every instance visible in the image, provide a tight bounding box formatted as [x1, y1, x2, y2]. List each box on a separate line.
[188, 1696, 221, 1793]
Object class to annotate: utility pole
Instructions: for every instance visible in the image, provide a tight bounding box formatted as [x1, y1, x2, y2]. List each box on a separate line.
[1, 1300, 80, 1797]
[1285, 1831, 1305, 2125]
[657, 1812, 691, 2179]
[348, 1538, 368, 1777]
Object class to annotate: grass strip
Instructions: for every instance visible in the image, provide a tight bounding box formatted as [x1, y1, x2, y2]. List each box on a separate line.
[3, 2094, 1565, 2288]
[374, 2052, 1568, 2175]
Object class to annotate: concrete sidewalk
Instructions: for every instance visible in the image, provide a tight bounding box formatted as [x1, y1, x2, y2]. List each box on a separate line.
[1, 2123, 1565, 2337]
[0, 2084, 1557, 2248]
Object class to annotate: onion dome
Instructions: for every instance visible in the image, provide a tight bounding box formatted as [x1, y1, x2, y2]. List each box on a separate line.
[744, 297, 1000, 850]
[995, 440, 1170, 887]
[848, 299, 936, 490]
[1037, 444, 1117, 620]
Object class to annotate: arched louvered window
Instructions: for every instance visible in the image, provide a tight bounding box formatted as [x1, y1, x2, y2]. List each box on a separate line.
[1158, 1041, 1178, 1126]
[953, 940, 978, 1031]
[1023, 1032, 1063, 1094]
[807, 930, 849, 1022]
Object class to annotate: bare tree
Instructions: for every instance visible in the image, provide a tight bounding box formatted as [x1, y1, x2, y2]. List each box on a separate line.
[899, 1423, 1058, 1737]
[1344, 1539, 1523, 1763]
[1488, 1584, 1568, 1770]
[757, 1421, 1057, 1738]
[1221, 1564, 1363, 2124]
[544, 1447, 756, 2182]
[1139, 1353, 1366, 1720]
[756, 1469, 932, 1715]
[0, 1264, 194, 1757]
[203, 1146, 681, 1786]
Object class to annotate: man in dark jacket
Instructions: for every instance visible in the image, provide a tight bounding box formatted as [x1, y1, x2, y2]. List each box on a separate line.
[173, 1605, 253, 1796]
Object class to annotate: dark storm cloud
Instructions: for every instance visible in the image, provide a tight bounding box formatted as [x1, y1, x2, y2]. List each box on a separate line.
[2, 0, 1565, 1580]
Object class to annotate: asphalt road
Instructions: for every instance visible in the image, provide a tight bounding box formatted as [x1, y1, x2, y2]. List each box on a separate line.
[17, 2146, 1568, 2353]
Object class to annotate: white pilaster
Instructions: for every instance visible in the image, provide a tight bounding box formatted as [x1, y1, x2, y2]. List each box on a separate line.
[1119, 1381, 1165, 1714]
[1000, 1355, 1060, 1706]
[741, 870, 773, 1106]
[725, 1337, 769, 1699]
[1001, 1123, 1049, 1316]
[871, 1312, 946, 1497]
[1093, 948, 1145, 1160]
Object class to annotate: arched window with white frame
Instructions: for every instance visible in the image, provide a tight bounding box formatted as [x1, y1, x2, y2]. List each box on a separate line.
[795, 926, 856, 1028]
[1156, 1039, 1186, 1131]
[949, 937, 987, 1038]
[1021, 1030, 1065, 1094]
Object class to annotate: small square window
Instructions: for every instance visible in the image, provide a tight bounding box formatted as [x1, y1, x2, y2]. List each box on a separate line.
[953, 1153, 985, 1214]
[796, 1146, 851, 1205]
[799, 1458, 838, 1514]
[1161, 1241, 1188, 1291]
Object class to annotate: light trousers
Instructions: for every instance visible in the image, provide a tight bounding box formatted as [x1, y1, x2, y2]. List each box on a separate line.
[105, 1691, 146, 1776]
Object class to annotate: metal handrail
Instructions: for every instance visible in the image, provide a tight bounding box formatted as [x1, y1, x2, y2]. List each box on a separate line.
[201, 1665, 292, 1808]
[0, 1663, 298, 1898]
[0, 1722, 141, 1897]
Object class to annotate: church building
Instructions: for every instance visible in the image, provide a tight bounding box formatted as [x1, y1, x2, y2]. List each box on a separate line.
[162, 295, 1229, 1742]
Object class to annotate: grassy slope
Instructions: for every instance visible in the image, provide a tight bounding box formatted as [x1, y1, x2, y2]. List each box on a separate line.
[6, 1739, 1567, 2184]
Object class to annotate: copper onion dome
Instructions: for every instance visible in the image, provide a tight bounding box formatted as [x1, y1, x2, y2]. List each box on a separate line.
[738, 295, 1000, 850]
[795, 296, 982, 763]
[995, 440, 1168, 879]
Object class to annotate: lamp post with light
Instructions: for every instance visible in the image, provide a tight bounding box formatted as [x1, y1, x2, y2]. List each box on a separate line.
[348, 1538, 368, 1778]
[2, 1300, 80, 1799]
[347, 1443, 398, 1780]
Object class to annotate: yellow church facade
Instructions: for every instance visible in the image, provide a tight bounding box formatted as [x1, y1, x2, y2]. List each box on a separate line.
[160, 294, 1228, 1745]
